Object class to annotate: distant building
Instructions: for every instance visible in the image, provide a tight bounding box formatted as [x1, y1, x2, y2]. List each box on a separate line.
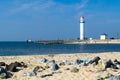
[100, 34, 107, 40]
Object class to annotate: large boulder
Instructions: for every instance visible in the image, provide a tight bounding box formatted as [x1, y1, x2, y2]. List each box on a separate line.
[89, 56, 101, 65]
[14, 62, 22, 67]
[113, 59, 120, 69]
[104, 59, 118, 69]
[14, 61, 27, 68]
[5, 63, 18, 72]
[0, 67, 13, 79]
[114, 59, 120, 65]
[0, 62, 6, 66]
[0, 67, 6, 74]
[50, 64, 59, 71]
[5, 61, 27, 72]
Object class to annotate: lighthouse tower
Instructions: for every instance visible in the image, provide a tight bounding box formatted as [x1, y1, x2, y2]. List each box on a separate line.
[80, 16, 85, 40]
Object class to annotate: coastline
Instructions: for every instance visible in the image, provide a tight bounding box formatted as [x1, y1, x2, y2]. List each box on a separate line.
[35, 39, 120, 44]
[0, 52, 120, 80]
[71, 39, 120, 44]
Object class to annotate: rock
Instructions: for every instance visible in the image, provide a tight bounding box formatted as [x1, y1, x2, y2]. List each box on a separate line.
[24, 71, 37, 77]
[46, 60, 55, 68]
[33, 66, 40, 72]
[59, 60, 71, 66]
[5, 63, 18, 72]
[81, 58, 91, 66]
[107, 73, 120, 80]
[105, 59, 118, 69]
[0, 62, 6, 66]
[15, 61, 27, 68]
[0, 73, 7, 79]
[0, 68, 7, 79]
[109, 75, 120, 80]
[0, 67, 6, 74]
[40, 75, 46, 78]
[5, 72, 13, 78]
[113, 59, 120, 69]
[0, 67, 13, 79]
[114, 59, 120, 65]
[5, 62, 27, 72]
[40, 73, 53, 78]
[89, 56, 101, 65]
[20, 62, 27, 68]
[40, 58, 48, 63]
[50, 64, 59, 71]
[14, 61, 22, 67]
[107, 73, 114, 78]
[33, 66, 45, 72]
[63, 60, 71, 65]
[75, 59, 83, 65]
[104, 60, 113, 69]
[71, 67, 79, 73]
[46, 73, 53, 76]
[83, 58, 91, 66]
[116, 65, 120, 69]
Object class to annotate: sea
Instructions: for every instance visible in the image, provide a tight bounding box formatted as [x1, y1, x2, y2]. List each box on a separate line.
[0, 41, 120, 56]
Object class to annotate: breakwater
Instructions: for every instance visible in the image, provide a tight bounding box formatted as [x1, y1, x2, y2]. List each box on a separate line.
[35, 39, 120, 44]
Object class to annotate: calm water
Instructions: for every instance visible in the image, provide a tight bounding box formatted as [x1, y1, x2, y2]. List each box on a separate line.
[0, 42, 120, 56]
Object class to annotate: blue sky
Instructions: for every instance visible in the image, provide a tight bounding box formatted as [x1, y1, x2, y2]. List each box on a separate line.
[0, 0, 120, 41]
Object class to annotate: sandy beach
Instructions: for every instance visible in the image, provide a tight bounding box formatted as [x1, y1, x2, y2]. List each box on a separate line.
[0, 52, 120, 80]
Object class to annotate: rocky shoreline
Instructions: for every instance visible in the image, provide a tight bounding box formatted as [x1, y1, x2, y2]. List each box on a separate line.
[0, 52, 120, 80]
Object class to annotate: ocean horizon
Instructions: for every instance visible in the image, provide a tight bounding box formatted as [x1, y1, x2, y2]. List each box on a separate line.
[0, 41, 119, 56]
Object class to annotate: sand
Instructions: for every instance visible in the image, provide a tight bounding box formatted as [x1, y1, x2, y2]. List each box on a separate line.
[0, 52, 120, 80]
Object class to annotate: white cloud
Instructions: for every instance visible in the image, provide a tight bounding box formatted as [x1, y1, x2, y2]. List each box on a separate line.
[8, 0, 90, 21]
[32, 0, 55, 11]
[9, 0, 55, 15]
[9, 0, 89, 15]
[76, 0, 89, 10]
[73, 0, 89, 19]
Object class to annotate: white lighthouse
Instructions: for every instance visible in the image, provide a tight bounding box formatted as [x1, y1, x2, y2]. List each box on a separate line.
[80, 16, 85, 40]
